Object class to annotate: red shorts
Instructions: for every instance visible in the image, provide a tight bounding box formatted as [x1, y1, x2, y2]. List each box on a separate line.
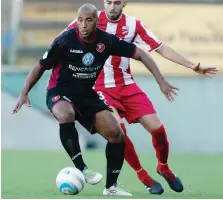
[95, 83, 156, 124]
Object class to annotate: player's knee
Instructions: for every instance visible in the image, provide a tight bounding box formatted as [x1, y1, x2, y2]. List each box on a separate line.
[57, 110, 75, 123]
[150, 122, 163, 132]
[107, 125, 125, 144]
[139, 114, 162, 133]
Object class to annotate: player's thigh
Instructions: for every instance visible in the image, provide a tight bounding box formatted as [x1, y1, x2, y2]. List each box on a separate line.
[94, 110, 124, 143]
[110, 106, 122, 123]
[74, 90, 122, 137]
[52, 101, 75, 123]
[46, 89, 75, 123]
[122, 84, 157, 124]
[138, 114, 162, 133]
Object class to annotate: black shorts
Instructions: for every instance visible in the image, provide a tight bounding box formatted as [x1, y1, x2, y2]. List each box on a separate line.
[46, 87, 112, 134]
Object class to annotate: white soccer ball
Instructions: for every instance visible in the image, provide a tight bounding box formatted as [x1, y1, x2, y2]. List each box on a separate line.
[56, 167, 85, 195]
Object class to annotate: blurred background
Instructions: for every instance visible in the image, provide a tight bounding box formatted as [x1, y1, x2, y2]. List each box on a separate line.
[1, 0, 223, 154]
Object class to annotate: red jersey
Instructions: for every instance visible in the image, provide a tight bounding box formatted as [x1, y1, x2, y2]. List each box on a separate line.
[63, 10, 162, 89]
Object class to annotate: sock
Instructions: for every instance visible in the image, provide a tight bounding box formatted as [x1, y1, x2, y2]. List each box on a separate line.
[105, 141, 125, 189]
[59, 122, 87, 171]
[120, 123, 142, 172]
[151, 125, 169, 164]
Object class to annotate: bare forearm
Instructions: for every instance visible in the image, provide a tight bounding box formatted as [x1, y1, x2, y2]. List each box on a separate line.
[156, 44, 194, 69]
[21, 65, 45, 95]
[134, 48, 164, 84]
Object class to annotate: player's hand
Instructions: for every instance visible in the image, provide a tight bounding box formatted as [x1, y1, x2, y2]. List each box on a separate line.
[12, 93, 31, 114]
[158, 78, 179, 102]
[191, 63, 218, 77]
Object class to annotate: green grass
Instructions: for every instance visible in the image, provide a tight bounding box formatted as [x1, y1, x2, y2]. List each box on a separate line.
[1, 150, 223, 199]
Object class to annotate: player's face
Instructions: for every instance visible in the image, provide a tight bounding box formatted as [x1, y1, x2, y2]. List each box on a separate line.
[104, 0, 126, 20]
[77, 12, 97, 39]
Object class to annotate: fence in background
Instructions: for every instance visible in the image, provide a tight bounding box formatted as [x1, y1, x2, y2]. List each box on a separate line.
[2, 69, 223, 154]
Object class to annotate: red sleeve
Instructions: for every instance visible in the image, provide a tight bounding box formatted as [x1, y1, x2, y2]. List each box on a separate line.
[134, 19, 162, 52]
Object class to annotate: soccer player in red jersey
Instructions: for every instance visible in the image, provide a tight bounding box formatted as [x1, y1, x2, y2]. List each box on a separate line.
[61, 0, 217, 194]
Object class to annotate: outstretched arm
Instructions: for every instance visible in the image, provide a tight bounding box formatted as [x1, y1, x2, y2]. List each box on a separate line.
[133, 47, 179, 102]
[13, 33, 63, 114]
[12, 64, 45, 114]
[133, 20, 217, 77]
[133, 47, 164, 84]
[156, 44, 218, 77]
[21, 64, 45, 95]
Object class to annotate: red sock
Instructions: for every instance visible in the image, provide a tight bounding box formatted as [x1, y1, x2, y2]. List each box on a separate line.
[151, 125, 169, 164]
[120, 123, 142, 172]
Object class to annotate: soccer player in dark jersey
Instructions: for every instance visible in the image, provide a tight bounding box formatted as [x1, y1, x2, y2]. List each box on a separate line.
[13, 3, 179, 196]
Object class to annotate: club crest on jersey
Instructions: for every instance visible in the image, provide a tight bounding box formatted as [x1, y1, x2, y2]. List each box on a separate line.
[96, 43, 105, 53]
[82, 53, 94, 66]
[122, 26, 129, 35]
[52, 95, 60, 102]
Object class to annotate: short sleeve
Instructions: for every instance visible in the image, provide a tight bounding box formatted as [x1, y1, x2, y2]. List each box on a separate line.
[107, 34, 136, 58]
[39, 36, 64, 70]
[134, 20, 162, 52]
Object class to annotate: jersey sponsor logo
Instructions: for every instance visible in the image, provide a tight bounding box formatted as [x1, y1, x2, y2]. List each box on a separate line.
[82, 53, 95, 66]
[42, 51, 48, 59]
[70, 49, 83, 53]
[96, 43, 105, 53]
[69, 64, 101, 72]
[52, 95, 60, 102]
[72, 72, 96, 79]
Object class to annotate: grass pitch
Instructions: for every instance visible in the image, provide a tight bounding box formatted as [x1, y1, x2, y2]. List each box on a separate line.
[1, 150, 223, 199]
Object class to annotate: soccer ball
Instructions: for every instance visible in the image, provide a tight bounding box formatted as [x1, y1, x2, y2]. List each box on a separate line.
[56, 167, 85, 195]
